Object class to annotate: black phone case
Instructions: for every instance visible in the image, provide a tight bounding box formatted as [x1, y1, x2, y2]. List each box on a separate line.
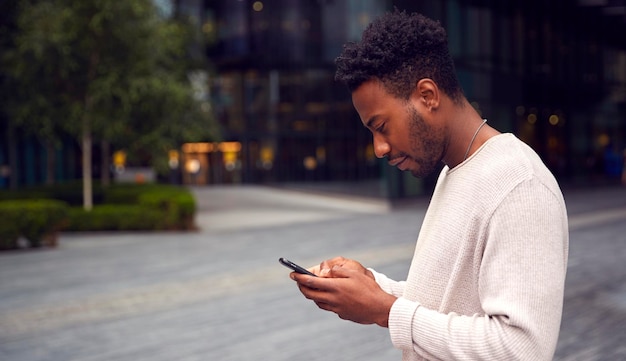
[279, 258, 317, 277]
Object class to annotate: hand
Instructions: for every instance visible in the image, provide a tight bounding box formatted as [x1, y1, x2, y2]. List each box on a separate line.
[317, 256, 374, 279]
[291, 263, 396, 327]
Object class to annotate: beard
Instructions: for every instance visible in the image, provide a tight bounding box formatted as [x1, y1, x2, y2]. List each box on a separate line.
[405, 106, 445, 178]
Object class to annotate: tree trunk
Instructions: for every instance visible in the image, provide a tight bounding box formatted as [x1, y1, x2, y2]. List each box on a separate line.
[82, 113, 93, 211]
[82, 49, 99, 210]
[101, 140, 110, 187]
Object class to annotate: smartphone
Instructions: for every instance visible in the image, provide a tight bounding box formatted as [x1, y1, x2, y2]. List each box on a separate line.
[279, 258, 317, 277]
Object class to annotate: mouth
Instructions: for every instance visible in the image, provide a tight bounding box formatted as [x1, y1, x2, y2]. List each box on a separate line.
[388, 156, 408, 170]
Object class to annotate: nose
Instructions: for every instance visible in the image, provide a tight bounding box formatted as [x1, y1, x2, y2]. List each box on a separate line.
[373, 134, 390, 159]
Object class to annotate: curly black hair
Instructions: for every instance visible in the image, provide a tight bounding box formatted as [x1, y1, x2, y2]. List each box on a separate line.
[335, 10, 464, 103]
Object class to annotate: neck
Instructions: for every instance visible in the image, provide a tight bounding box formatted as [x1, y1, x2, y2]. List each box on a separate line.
[442, 99, 498, 168]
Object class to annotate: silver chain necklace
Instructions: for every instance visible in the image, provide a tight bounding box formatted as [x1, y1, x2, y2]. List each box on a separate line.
[464, 119, 487, 160]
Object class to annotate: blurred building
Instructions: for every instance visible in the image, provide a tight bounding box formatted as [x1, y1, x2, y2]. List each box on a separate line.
[2, 0, 625, 197]
[169, 0, 626, 197]
[172, 0, 386, 192]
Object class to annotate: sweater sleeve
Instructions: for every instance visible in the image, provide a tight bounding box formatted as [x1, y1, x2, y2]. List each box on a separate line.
[369, 268, 406, 298]
[388, 180, 568, 360]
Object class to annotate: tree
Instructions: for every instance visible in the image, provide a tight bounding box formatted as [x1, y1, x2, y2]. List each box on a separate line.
[5, 0, 218, 209]
[0, 0, 25, 190]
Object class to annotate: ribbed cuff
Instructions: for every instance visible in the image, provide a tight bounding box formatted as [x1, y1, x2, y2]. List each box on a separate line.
[389, 297, 420, 351]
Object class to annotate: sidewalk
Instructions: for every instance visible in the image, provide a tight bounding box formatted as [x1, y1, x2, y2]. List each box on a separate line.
[0, 182, 624, 361]
[191, 184, 391, 232]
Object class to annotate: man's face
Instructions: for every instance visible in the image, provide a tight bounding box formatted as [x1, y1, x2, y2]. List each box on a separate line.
[352, 80, 445, 178]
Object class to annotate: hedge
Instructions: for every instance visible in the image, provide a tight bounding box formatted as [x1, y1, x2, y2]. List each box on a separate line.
[137, 189, 196, 230]
[64, 184, 197, 232]
[0, 184, 197, 236]
[66, 205, 163, 231]
[0, 200, 69, 249]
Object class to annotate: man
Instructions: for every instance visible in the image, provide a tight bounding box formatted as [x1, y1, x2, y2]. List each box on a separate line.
[290, 10, 569, 361]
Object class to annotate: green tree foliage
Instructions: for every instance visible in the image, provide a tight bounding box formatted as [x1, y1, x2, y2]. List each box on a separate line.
[4, 0, 219, 209]
[0, 0, 20, 190]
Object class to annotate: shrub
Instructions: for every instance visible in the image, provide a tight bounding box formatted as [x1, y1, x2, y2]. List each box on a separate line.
[137, 188, 196, 230]
[103, 183, 161, 204]
[66, 205, 163, 231]
[0, 200, 69, 249]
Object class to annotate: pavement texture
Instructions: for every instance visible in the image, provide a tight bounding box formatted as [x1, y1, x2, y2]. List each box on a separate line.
[0, 183, 625, 361]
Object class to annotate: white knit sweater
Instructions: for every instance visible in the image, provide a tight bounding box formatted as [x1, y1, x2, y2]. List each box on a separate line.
[372, 133, 569, 360]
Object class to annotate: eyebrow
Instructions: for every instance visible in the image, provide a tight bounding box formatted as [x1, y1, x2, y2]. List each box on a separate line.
[365, 115, 380, 129]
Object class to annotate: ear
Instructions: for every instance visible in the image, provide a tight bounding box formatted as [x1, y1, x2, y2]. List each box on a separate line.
[410, 78, 440, 112]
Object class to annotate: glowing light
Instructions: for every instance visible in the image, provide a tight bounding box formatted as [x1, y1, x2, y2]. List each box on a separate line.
[549, 114, 559, 125]
[260, 147, 274, 162]
[168, 150, 179, 169]
[185, 159, 200, 174]
[316, 146, 326, 163]
[259, 147, 274, 170]
[218, 142, 242, 153]
[303, 156, 317, 170]
[182, 142, 215, 153]
[182, 142, 241, 153]
[527, 114, 537, 124]
[113, 150, 126, 166]
[253, 1, 263, 11]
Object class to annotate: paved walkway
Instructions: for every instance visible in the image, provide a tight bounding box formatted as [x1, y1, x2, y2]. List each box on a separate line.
[0, 183, 624, 361]
[193, 185, 391, 232]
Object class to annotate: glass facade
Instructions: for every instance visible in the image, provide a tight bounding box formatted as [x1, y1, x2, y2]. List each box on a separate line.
[199, 0, 387, 190]
[193, 0, 626, 196]
[2, 0, 625, 196]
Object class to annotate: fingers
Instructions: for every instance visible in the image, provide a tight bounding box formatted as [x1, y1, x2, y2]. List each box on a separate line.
[319, 259, 334, 277]
[320, 256, 350, 277]
[292, 272, 331, 291]
[327, 264, 353, 278]
[297, 281, 335, 307]
[319, 267, 331, 277]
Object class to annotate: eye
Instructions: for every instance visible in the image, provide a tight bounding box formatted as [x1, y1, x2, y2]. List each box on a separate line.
[375, 123, 385, 134]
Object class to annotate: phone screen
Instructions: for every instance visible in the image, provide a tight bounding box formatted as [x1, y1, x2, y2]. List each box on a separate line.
[279, 258, 317, 277]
